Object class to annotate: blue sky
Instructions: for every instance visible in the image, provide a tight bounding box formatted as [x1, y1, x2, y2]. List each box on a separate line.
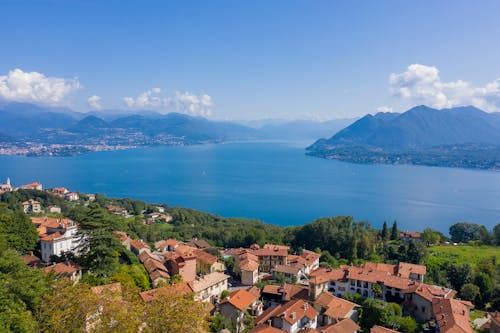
[1, 0, 500, 120]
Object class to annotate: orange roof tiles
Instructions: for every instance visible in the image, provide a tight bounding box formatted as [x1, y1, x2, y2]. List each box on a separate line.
[404, 283, 456, 302]
[371, 325, 401, 333]
[130, 239, 150, 250]
[315, 292, 359, 319]
[143, 258, 168, 274]
[433, 298, 473, 333]
[397, 262, 426, 278]
[194, 249, 218, 265]
[247, 286, 261, 298]
[319, 318, 360, 333]
[220, 289, 258, 311]
[278, 299, 318, 325]
[44, 262, 81, 275]
[262, 284, 281, 296]
[240, 258, 259, 271]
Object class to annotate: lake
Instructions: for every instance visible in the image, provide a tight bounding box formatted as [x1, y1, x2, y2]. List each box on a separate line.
[0, 141, 499, 232]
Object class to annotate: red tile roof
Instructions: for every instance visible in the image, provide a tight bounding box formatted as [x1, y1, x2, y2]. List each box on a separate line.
[403, 283, 456, 303]
[43, 262, 81, 275]
[240, 258, 259, 271]
[433, 298, 473, 333]
[220, 289, 258, 311]
[397, 262, 426, 278]
[130, 239, 151, 250]
[315, 292, 359, 319]
[278, 299, 318, 325]
[318, 318, 360, 333]
[371, 325, 401, 333]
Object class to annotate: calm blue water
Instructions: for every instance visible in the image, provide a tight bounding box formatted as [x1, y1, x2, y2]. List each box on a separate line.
[0, 141, 499, 232]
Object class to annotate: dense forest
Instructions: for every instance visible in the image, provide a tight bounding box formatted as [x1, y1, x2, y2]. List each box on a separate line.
[0, 189, 499, 331]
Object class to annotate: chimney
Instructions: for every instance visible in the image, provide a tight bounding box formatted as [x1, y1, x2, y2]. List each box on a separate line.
[291, 312, 296, 320]
[267, 320, 272, 327]
[303, 303, 308, 310]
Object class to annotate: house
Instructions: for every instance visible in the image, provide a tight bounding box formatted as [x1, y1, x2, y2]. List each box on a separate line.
[313, 292, 359, 326]
[272, 264, 302, 282]
[253, 245, 289, 273]
[185, 238, 213, 250]
[432, 298, 473, 333]
[138, 252, 170, 287]
[130, 239, 151, 255]
[194, 248, 225, 275]
[403, 283, 456, 322]
[400, 231, 422, 243]
[220, 288, 263, 333]
[52, 187, 69, 196]
[240, 257, 259, 285]
[261, 284, 309, 308]
[155, 238, 179, 252]
[191, 271, 230, 303]
[33, 217, 82, 262]
[65, 192, 79, 201]
[307, 261, 426, 301]
[315, 318, 360, 333]
[48, 205, 62, 214]
[22, 199, 42, 213]
[44, 261, 82, 282]
[371, 325, 401, 333]
[164, 252, 197, 282]
[21, 182, 42, 190]
[255, 298, 318, 333]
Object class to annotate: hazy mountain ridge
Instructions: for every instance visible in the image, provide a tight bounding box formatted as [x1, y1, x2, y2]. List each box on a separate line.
[307, 105, 500, 170]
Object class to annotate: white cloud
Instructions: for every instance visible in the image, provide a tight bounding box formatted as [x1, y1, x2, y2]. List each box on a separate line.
[173, 91, 213, 117]
[0, 68, 81, 106]
[87, 95, 102, 110]
[376, 105, 393, 113]
[389, 64, 500, 112]
[123, 89, 213, 117]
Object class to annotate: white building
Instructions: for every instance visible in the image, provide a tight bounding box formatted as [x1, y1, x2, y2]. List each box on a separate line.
[192, 271, 230, 303]
[34, 217, 82, 262]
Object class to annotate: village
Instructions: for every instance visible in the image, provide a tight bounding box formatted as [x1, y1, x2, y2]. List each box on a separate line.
[1, 178, 499, 333]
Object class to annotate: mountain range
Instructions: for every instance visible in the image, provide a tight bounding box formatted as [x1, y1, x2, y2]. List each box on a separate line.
[0, 102, 352, 151]
[307, 105, 500, 170]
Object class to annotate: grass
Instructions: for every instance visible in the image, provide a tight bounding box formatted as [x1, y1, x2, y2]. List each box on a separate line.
[428, 244, 500, 267]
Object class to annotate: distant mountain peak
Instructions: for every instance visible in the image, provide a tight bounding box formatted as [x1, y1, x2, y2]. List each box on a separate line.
[308, 105, 500, 151]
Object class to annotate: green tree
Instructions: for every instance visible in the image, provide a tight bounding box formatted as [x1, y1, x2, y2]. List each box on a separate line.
[0, 249, 50, 332]
[0, 205, 38, 254]
[474, 273, 494, 306]
[209, 314, 230, 333]
[460, 283, 480, 302]
[449, 222, 489, 244]
[405, 240, 427, 264]
[111, 264, 150, 291]
[77, 204, 121, 277]
[446, 262, 472, 292]
[381, 221, 389, 241]
[390, 221, 399, 240]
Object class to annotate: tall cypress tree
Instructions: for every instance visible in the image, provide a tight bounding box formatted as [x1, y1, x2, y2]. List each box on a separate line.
[381, 221, 389, 241]
[390, 220, 399, 240]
